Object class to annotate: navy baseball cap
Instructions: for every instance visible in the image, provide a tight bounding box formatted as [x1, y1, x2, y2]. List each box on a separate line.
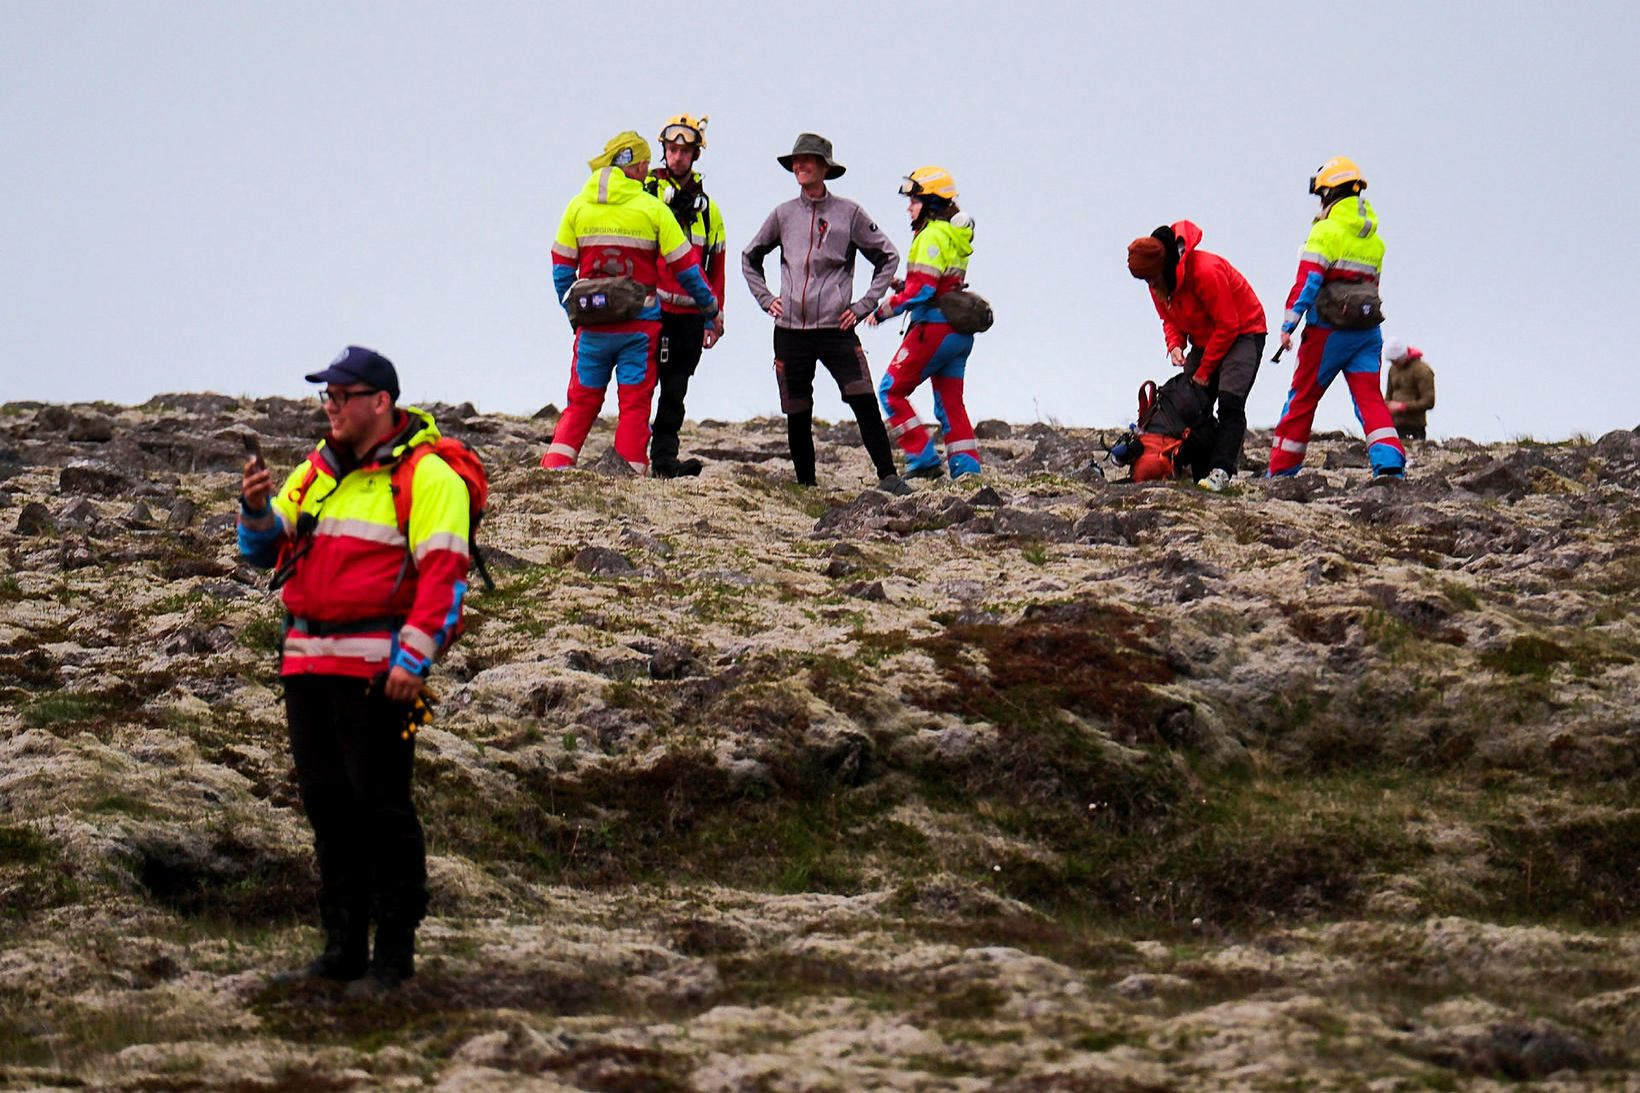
[305, 346, 399, 400]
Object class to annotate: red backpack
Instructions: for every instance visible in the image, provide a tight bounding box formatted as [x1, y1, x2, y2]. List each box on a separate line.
[391, 438, 494, 591]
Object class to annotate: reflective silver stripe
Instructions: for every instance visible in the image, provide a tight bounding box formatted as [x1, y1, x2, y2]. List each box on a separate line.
[551, 242, 579, 260]
[413, 531, 470, 563]
[283, 634, 393, 661]
[1283, 309, 1302, 327]
[548, 442, 579, 459]
[888, 417, 923, 440]
[1333, 261, 1380, 278]
[1365, 427, 1400, 444]
[662, 241, 692, 264]
[905, 262, 943, 278]
[597, 167, 613, 203]
[399, 626, 438, 659]
[1276, 437, 1308, 453]
[947, 439, 980, 454]
[577, 234, 658, 251]
[1298, 249, 1328, 266]
[315, 517, 406, 547]
[1356, 196, 1373, 236]
[690, 232, 709, 246]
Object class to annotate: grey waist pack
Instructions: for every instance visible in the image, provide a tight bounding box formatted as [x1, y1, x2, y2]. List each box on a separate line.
[566, 277, 647, 326]
[1315, 280, 1385, 330]
[936, 289, 995, 334]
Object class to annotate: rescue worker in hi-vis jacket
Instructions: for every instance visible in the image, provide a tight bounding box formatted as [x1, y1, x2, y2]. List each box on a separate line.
[541, 131, 719, 474]
[1267, 156, 1406, 478]
[237, 347, 470, 994]
[643, 114, 727, 478]
[870, 165, 984, 480]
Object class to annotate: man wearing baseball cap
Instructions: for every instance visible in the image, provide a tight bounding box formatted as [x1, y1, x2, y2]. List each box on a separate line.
[237, 346, 471, 994]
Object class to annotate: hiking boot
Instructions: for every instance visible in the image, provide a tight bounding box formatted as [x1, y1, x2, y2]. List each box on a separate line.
[272, 909, 368, 984]
[876, 474, 914, 497]
[653, 458, 703, 479]
[906, 462, 945, 480]
[344, 923, 415, 998]
[1197, 468, 1231, 493]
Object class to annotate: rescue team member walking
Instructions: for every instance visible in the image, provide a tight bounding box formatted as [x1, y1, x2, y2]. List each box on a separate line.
[1127, 221, 1266, 491]
[1382, 337, 1437, 440]
[541, 131, 720, 474]
[238, 347, 470, 993]
[1267, 156, 1406, 478]
[644, 114, 727, 478]
[870, 166, 983, 479]
[742, 133, 912, 495]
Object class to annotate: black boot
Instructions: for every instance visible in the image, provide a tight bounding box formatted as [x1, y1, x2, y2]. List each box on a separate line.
[654, 457, 703, 479]
[274, 907, 368, 983]
[346, 922, 415, 996]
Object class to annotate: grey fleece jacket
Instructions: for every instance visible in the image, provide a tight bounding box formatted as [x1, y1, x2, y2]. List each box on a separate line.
[741, 189, 900, 330]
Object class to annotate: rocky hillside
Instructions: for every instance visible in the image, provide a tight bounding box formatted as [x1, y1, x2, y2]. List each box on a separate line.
[2, 394, 1638, 1091]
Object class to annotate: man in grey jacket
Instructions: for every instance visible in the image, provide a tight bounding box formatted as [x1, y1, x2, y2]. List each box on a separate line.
[743, 133, 910, 494]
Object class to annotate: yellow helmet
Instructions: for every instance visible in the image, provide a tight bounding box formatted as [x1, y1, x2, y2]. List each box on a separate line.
[1309, 155, 1366, 194]
[898, 165, 959, 202]
[588, 131, 650, 171]
[659, 114, 709, 152]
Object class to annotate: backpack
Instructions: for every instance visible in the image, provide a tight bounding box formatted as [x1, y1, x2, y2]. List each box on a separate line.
[1315, 280, 1385, 330]
[565, 276, 648, 326]
[391, 438, 494, 592]
[936, 289, 994, 334]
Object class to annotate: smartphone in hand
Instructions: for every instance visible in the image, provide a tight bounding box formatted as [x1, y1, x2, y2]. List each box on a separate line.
[241, 433, 266, 472]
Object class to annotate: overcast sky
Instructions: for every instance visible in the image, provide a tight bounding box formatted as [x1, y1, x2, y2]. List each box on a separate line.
[5, 0, 1637, 444]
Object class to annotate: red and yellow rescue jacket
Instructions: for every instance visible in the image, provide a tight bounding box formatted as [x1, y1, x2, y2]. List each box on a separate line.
[237, 407, 470, 679]
[644, 168, 727, 317]
[549, 167, 718, 333]
[1149, 220, 1266, 384]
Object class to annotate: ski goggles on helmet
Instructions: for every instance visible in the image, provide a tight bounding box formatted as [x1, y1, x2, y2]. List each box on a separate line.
[661, 124, 703, 146]
[898, 177, 925, 197]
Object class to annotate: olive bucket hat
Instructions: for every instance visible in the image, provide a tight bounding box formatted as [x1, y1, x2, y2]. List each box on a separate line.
[778, 132, 846, 179]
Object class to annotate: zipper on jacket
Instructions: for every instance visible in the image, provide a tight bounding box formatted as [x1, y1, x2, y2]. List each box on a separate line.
[799, 204, 815, 326]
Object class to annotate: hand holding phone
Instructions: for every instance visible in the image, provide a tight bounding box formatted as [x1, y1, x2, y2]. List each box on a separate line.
[241, 433, 271, 512]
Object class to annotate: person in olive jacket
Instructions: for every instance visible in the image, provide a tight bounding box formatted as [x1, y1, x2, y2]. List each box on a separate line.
[1382, 337, 1436, 440]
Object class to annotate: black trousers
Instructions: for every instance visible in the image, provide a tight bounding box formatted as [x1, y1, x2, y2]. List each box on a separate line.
[285, 675, 427, 929]
[1186, 333, 1265, 476]
[651, 311, 707, 467]
[772, 327, 897, 483]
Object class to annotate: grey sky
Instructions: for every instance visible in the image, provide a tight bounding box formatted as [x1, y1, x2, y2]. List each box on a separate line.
[5, 0, 1636, 443]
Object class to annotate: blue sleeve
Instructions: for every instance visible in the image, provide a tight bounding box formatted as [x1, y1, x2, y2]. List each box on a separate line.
[895, 283, 938, 320]
[1285, 271, 1324, 332]
[237, 500, 283, 568]
[552, 265, 578, 318]
[675, 264, 719, 318]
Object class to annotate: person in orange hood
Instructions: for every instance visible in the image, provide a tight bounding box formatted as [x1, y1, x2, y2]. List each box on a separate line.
[1128, 222, 1266, 491]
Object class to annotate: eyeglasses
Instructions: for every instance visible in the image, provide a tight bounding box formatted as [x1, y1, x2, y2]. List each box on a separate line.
[660, 124, 701, 146]
[319, 387, 378, 408]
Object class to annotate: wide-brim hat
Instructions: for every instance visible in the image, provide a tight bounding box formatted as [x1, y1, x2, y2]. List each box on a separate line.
[778, 132, 846, 179]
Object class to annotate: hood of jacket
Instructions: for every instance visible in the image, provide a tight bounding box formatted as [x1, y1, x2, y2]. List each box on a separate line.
[1169, 219, 1205, 280]
[1320, 195, 1378, 239]
[579, 166, 647, 207]
[917, 218, 974, 263]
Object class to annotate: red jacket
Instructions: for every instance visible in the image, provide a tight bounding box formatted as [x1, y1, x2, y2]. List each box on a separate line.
[1149, 220, 1266, 383]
